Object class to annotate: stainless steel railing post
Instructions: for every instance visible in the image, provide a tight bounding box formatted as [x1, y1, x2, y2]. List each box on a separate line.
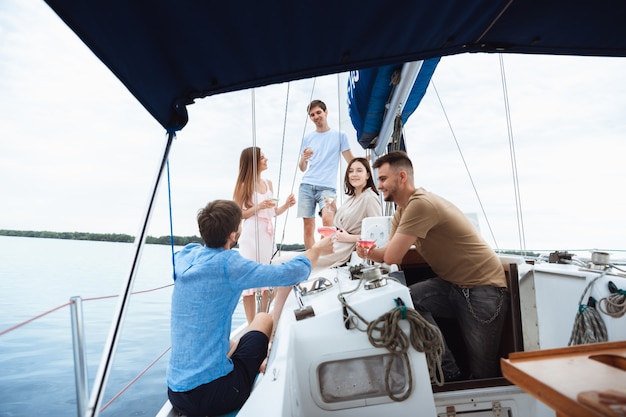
[70, 296, 89, 417]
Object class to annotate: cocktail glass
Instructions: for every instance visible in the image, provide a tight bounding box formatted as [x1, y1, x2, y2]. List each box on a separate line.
[317, 226, 337, 238]
[322, 191, 336, 212]
[357, 238, 376, 266]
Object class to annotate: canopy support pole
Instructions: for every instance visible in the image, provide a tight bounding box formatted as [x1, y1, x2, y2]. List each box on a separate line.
[87, 131, 176, 417]
[373, 61, 424, 159]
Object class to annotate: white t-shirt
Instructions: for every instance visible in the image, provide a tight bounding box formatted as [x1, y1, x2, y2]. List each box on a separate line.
[301, 129, 350, 188]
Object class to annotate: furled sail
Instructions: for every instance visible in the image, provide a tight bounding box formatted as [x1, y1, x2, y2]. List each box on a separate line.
[347, 58, 440, 150]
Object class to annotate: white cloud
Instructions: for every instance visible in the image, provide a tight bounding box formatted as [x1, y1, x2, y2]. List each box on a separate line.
[1, 2, 625, 256]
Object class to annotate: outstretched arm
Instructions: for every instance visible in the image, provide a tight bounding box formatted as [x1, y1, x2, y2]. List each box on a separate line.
[276, 193, 296, 216]
[357, 231, 414, 265]
[303, 236, 334, 268]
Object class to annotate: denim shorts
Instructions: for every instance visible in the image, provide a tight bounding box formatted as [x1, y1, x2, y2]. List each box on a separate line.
[297, 183, 336, 218]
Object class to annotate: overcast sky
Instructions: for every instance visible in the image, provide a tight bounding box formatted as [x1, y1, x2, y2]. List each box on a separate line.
[1, 1, 625, 256]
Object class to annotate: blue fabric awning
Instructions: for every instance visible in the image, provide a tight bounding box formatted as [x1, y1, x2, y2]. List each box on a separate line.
[43, 0, 626, 132]
[348, 59, 440, 148]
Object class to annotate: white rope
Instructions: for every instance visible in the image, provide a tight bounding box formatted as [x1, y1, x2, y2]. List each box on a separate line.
[598, 280, 626, 318]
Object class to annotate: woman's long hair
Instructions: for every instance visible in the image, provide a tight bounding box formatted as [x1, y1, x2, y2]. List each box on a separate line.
[344, 157, 379, 196]
[233, 146, 262, 209]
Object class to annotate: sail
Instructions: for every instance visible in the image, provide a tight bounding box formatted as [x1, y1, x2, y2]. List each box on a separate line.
[347, 59, 439, 149]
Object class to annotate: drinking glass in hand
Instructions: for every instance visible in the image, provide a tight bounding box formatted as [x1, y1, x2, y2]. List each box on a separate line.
[356, 238, 376, 266]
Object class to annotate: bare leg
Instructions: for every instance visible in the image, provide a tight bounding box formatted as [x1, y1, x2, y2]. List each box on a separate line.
[246, 312, 273, 373]
[247, 311, 273, 338]
[321, 206, 334, 227]
[270, 286, 292, 337]
[243, 294, 256, 324]
[227, 312, 274, 369]
[303, 217, 315, 249]
[259, 290, 273, 322]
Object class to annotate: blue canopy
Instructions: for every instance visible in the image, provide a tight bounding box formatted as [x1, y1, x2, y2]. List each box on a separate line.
[44, 0, 626, 133]
[348, 59, 440, 148]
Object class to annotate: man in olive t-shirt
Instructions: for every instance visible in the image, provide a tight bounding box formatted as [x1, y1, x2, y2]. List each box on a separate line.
[358, 151, 509, 381]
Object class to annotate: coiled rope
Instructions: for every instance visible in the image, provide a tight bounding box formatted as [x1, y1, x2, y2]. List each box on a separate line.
[338, 287, 444, 400]
[598, 280, 626, 318]
[568, 273, 608, 346]
[367, 298, 445, 396]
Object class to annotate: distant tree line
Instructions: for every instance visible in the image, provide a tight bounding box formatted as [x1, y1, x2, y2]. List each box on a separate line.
[0, 229, 305, 250]
[495, 249, 541, 258]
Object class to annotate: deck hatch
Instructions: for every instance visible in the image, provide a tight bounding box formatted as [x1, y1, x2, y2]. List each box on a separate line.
[317, 353, 409, 404]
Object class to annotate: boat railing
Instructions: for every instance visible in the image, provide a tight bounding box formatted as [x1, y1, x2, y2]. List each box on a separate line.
[0, 283, 174, 417]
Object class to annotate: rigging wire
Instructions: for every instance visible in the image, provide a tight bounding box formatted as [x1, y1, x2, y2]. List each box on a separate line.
[272, 82, 292, 260]
[335, 73, 345, 207]
[249, 88, 267, 314]
[289, 78, 316, 196]
[431, 81, 500, 249]
[499, 54, 527, 253]
[250, 88, 261, 264]
[166, 158, 176, 280]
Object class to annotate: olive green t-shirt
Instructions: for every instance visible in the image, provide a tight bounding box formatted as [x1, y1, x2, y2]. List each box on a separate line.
[392, 188, 506, 288]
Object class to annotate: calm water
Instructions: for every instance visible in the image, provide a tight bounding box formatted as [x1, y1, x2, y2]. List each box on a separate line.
[0, 236, 245, 417]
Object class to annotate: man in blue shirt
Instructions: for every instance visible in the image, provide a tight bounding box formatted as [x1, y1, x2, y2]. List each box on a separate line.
[298, 99, 354, 249]
[167, 200, 333, 416]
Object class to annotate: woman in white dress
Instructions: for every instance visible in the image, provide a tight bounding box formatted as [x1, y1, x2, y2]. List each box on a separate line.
[233, 146, 296, 323]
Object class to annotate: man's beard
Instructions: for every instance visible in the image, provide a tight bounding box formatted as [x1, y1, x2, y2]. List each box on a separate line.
[382, 190, 395, 202]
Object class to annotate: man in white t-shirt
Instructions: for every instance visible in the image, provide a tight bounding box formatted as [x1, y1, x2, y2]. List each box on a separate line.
[298, 100, 354, 249]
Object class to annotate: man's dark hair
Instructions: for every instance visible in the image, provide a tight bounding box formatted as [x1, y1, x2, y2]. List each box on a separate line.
[372, 151, 413, 175]
[307, 99, 327, 113]
[197, 200, 242, 248]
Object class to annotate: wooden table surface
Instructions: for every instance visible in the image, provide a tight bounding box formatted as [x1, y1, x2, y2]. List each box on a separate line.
[501, 340, 626, 417]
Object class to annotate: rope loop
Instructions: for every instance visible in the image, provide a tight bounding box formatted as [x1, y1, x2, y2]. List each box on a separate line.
[366, 299, 445, 396]
[599, 280, 626, 318]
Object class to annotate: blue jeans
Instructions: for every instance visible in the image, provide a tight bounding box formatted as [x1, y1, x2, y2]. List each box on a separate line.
[409, 277, 509, 380]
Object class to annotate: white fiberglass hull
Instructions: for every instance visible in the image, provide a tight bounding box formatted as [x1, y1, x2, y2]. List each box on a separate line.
[158, 256, 626, 417]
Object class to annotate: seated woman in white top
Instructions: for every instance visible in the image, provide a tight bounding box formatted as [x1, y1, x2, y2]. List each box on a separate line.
[270, 157, 380, 326]
[312, 157, 381, 272]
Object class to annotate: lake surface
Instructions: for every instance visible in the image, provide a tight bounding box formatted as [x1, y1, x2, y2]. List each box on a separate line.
[0, 236, 245, 417]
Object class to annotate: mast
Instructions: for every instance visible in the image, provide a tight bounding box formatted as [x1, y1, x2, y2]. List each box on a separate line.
[373, 61, 424, 160]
